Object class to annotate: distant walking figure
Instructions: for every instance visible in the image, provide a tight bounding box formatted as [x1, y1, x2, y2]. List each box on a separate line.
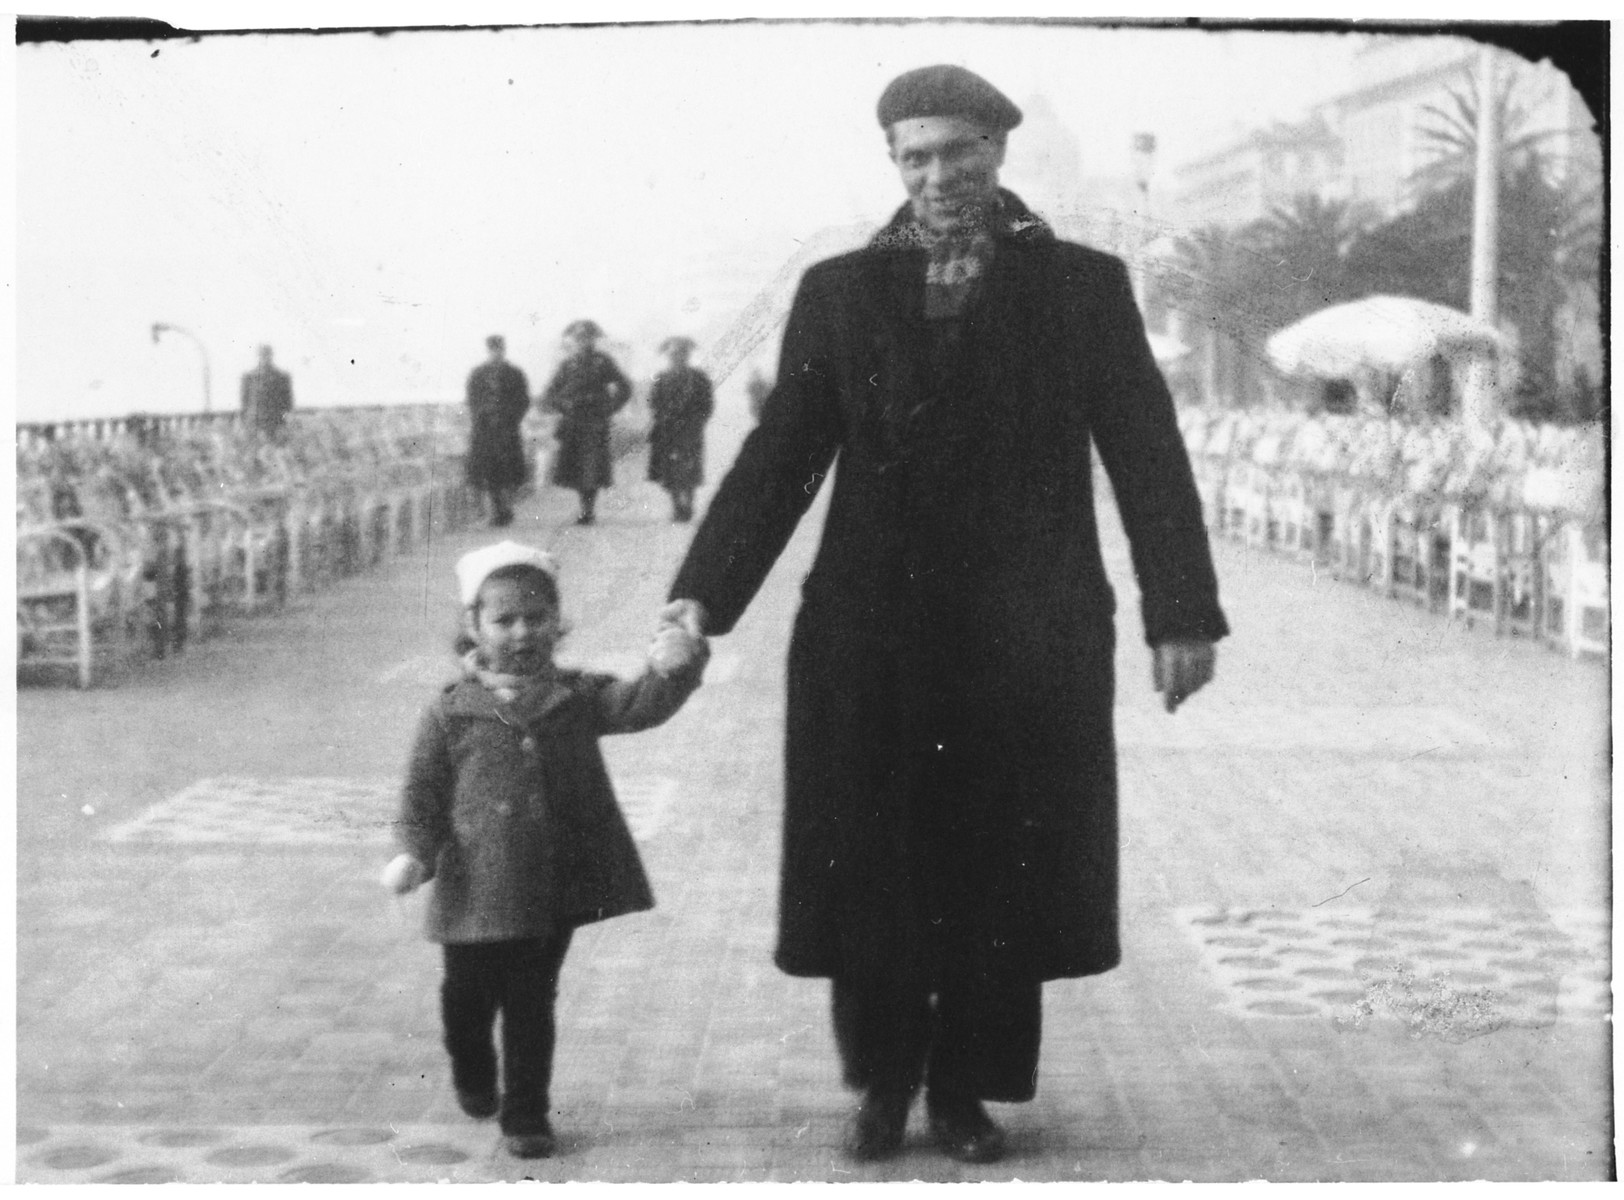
[240, 345, 294, 436]
[542, 320, 632, 526]
[464, 335, 532, 528]
[646, 337, 715, 523]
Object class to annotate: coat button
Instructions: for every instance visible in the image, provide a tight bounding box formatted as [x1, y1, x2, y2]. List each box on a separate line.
[520, 736, 537, 754]
[496, 802, 513, 816]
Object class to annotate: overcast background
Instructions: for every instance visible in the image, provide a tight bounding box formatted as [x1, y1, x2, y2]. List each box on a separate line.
[14, 21, 1421, 421]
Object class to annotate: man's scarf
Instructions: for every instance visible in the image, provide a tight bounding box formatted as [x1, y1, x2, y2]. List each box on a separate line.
[869, 188, 1053, 320]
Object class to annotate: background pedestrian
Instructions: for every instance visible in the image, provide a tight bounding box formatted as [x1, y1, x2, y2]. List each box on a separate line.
[646, 336, 715, 522]
[464, 335, 531, 527]
[542, 320, 632, 526]
[240, 344, 294, 436]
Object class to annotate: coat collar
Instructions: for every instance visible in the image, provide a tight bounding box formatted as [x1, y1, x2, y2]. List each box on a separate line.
[861, 189, 1052, 330]
[866, 188, 1053, 253]
[441, 671, 584, 728]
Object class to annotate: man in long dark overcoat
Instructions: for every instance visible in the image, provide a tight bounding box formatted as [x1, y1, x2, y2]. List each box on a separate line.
[542, 319, 632, 526]
[663, 66, 1228, 1165]
[464, 335, 531, 528]
[240, 344, 294, 436]
[646, 336, 715, 522]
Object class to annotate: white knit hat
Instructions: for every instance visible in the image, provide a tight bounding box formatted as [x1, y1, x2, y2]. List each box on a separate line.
[455, 541, 559, 607]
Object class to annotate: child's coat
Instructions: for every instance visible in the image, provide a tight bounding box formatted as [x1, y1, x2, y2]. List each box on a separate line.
[398, 665, 700, 943]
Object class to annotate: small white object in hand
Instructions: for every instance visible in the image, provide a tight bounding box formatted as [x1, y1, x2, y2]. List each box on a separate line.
[81, 805, 95, 817]
[381, 853, 425, 894]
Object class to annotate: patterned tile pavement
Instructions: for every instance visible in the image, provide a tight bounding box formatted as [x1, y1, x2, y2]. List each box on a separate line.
[14, 417, 1613, 1182]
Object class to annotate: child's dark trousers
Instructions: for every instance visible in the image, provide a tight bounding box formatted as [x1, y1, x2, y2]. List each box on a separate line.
[441, 931, 573, 1136]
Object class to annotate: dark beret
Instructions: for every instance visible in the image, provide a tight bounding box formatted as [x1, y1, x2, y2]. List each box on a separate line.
[877, 65, 1022, 133]
[564, 319, 603, 340]
[660, 336, 696, 356]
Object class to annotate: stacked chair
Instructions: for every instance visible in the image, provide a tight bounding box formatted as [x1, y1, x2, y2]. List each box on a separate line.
[1180, 406, 1608, 659]
[17, 406, 475, 687]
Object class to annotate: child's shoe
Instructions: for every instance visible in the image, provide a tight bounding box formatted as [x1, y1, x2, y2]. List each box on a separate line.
[504, 1128, 556, 1159]
[456, 1088, 499, 1120]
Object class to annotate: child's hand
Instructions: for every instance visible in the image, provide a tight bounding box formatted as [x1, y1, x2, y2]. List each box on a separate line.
[647, 625, 708, 678]
[381, 853, 427, 895]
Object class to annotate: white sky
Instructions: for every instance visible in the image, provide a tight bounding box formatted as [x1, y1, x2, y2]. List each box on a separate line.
[15, 19, 1394, 420]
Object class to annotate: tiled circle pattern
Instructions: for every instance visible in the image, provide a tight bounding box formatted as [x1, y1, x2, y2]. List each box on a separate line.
[204, 1143, 298, 1166]
[398, 1142, 471, 1165]
[39, 1144, 119, 1170]
[98, 1165, 189, 1183]
[14, 1124, 518, 1183]
[279, 1162, 373, 1183]
[1178, 904, 1610, 1033]
[139, 1128, 224, 1148]
[310, 1126, 396, 1146]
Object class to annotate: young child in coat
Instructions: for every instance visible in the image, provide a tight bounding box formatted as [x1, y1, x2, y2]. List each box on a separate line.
[381, 540, 707, 1159]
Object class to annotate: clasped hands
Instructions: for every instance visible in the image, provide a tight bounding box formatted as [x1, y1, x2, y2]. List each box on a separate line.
[649, 599, 710, 678]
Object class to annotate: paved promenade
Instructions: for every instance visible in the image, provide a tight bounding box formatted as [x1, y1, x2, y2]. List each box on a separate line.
[13, 398, 1612, 1183]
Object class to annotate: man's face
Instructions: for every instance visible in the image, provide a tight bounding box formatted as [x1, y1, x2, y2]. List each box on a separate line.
[888, 115, 1005, 234]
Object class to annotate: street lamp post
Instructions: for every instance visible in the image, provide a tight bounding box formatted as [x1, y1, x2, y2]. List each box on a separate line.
[1463, 46, 1501, 424]
[151, 322, 213, 413]
[1129, 133, 1158, 311]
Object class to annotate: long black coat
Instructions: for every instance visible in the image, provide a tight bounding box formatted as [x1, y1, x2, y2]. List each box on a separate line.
[670, 194, 1228, 988]
[464, 360, 531, 490]
[647, 366, 715, 491]
[543, 350, 631, 491]
[241, 365, 294, 435]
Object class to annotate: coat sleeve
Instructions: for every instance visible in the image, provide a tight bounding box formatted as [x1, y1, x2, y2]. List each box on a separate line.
[667, 269, 844, 634]
[695, 372, 715, 422]
[587, 659, 706, 734]
[605, 358, 633, 413]
[504, 366, 531, 423]
[1084, 254, 1229, 646]
[397, 701, 454, 878]
[541, 366, 567, 414]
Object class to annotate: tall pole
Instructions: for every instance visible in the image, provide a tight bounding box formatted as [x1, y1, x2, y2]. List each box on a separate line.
[1463, 46, 1501, 423]
[1130, 132, 1157, 311]
[1469, 46, 1500, 326]
[151, 322, 213, 413]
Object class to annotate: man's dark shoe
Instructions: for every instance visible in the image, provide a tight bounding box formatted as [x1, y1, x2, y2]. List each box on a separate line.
[456, 1088, 499, 1120]
[846, 1087, 914, 1162]
[505, 1130, 556, 1159]
[926, 1092, 1007, 1164]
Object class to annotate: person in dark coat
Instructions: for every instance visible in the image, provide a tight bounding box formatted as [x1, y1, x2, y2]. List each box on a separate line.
[240, 344, 294, 436]
[464, 335, 532, 527]
[384, 540, 708, 1160]
[646, 336, 715, 523]
[542, 320, 632, 526]
[661, 65, 1227, 1165]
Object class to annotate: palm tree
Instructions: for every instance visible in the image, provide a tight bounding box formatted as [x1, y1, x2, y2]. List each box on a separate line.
[1408, 69, 1564, 198]
[1397, 64, 1604, 422]
[1245, 193, 1378, 327]
[1155, 226, 1281, 407]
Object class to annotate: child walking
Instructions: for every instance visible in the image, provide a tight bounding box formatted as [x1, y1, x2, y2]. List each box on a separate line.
[381, 540, 707, 1158]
